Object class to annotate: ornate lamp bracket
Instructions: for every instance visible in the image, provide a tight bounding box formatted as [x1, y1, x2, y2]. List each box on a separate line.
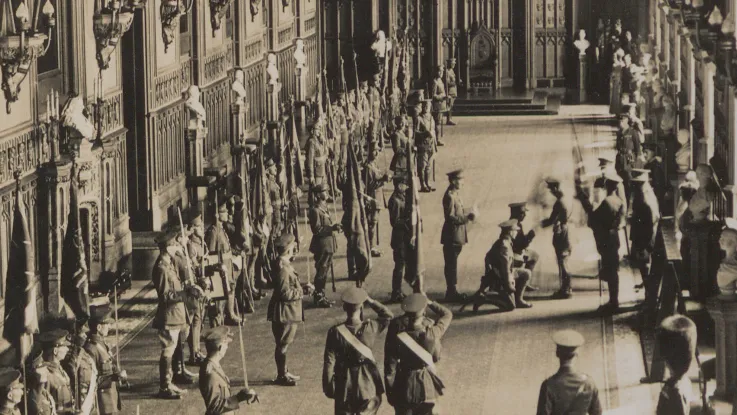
[160, 0, 193, 53]
[93, 1, 145, 71]
[209, 0, 233, 37]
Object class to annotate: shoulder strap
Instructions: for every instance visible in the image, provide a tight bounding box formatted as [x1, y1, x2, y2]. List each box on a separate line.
[397, 331, 438, 376]
[336, 324, 375, 362]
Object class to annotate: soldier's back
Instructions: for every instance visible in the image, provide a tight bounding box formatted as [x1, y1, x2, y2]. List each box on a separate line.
[539, 370, 601, 415]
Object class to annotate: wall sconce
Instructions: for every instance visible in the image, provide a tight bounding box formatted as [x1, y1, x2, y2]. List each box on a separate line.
[160, 0, 193, 53]
[93, 1, 145, 71]
[0, 0, 55, 113]
[209, 0, 232, 37]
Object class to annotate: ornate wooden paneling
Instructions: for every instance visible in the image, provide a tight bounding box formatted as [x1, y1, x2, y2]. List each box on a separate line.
[0, 176, 40, 300]
[243, 36, 265, 67]
[277, 46, 297, 103]
[533, 0, 566, 84]
[202, 42, 235, 86]
[0, 129, 48, 188]
[203, 81, 230, 158]
[245, 62, 267, 129]
[151, 105, 186, 191]
[305, 34, 319, 97]
[151, 59, 192, 110]
[713, 76, 730, 188]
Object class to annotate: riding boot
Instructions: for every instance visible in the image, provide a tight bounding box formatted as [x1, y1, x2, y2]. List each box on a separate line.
[172, 345, 194, 385]
[157, 356, 181, 399]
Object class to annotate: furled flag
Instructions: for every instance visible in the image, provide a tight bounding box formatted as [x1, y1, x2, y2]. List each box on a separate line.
[406, 139, 425, 290]
[343, 144, 371, 283]
[60, 166, 90, 323]
[3, 180, 39, 364]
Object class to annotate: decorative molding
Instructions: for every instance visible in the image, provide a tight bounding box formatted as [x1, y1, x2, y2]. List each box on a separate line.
[278, 26, 294, 46]
[203, 43, 234, 85]
[85, 92, 123, 137]
[152, 60, 192, 109]
[244, 38, 263, 65]
[0, 129, 46, 187]
[304, 17, 316, 34]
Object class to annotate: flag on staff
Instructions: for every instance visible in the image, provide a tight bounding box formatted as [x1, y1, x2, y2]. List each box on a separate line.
[250, 124, 271, 243]
[60, 166, 90, 323]
[288, 105, 304, 189]
[2, 180, 39, 364]
[344, 144, 371, 281]
[406, 140, 425, 287]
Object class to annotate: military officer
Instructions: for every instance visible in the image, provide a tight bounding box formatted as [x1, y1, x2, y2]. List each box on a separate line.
[415, 101, 436, 193]
[616, 115, 641, 200]
[309, 184, 342, 308]
[206, 204, 242, 326]
[153, 228, 204, 399]
[630, 171, 662, 307]
[364, 146, 390, 258]
[187, 213, 208, 364]
[576, 175, 626, 313]
[389, 116, 411, 182]
[61, 322, 97, 414]
[540, 179, 573, 299]
[472, 219, 533, 312]
[0, 369, 23, 415]
[26, 363, 55, 415]
[332, 94, 350, 168]
[598, 155, 628, 224]
[172, 227, 201, 381]
[39, 329, 74, 414]
[388, 180, 415, 302]
[384, 294, 452, 414]
[323, 287, 394, 414]
[268, 233, 312, 386]
[536, 330, 602, 415]
[368, 74, 383, 124]
[441, 169, 475, 302]
[656, 315, 697, 415]
[445, 58, 458, 126]
[85, 305, 126, 415]
[265, 159, 284, 238]
[199, 326, 259, 415]
[509, 202, 540, 283]
[642, 142, 667, 210]
[306, 124, 330, 199]
[431, 65, 447, 145]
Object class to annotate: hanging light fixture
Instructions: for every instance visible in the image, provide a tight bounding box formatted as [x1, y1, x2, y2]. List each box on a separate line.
[209, 0, 233, 37]
[0, 0, 55, 113]
[160, 0, 193, 53]
[93, 1, 145, 71]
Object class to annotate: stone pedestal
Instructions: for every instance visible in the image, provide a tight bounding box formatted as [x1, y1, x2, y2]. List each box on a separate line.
[231, 102, 248, 148]
[707, 296, 737, 400]
[267, 82, 282, 122]
[187, 125, 209, 206]
[575, 54, 588, 104]
[295, 67, 307, 132]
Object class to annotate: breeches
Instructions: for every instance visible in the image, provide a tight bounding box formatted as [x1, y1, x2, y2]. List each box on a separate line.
[158, 327, 189, 358]
[314, 251, 333, 292]
[271, 321, 298, 353]
[418, 152, 433, 176]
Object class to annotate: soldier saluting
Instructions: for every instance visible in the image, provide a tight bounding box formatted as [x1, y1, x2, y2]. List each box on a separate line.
[309, 184, 342, 308]
[323, 287, 394, 414]
[536, 330, 602, 415]
[384, 293, 452, 414]
[199, 326, 259, 415]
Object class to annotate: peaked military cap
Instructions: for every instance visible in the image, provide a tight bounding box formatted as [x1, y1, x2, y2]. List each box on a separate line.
[553, 330, 585, 352]
[630, 168, 649, 178]
[274, 233, 296, 251]
[155, 228, 178, 246]
[499, 219, 519, 229]
[202, 326, 233, 348]
[447, 169, 464, 179]
[598, 155, 615, 166]
[311, 183, 329, 194]
[191, 212, 203, 227]
[264, 158, 276, 168]
[509, 202, 528, 212]
[90, 305, 113, 325]
[39, 329, 71, 348]
[402, 293, 428, 313]
[341, 287, 368, 305]
[0, 369, 22, 391]
[545, 177, 561, 188]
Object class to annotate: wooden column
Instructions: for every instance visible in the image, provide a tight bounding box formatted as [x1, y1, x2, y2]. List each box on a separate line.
[700, 58, 716, 164]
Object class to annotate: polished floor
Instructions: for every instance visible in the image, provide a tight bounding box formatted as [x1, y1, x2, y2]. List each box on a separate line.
[117, 106, 667, 414]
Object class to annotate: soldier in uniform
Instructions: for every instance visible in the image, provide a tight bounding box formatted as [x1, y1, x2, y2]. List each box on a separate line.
[187, 213, 208, 363]
[206, 204, 242, 326]
[152, 228, 204, 399]
[441, 169, 475, 302]
[388, 180, 414, 302]
[172, 227, 201, 381]
[541, 179, 573, 299]
[26, 363, 56, 415]
[39, 329, 75, 414]
[323, 287, 394, 414]
[598, 155, 628, 223]
[471, 219, 533, 312]
[576, 175, 626, 313]
[445, 58, 458, 126]
[332, 94, 350, 169]
[616, 115, 641, 201]
[85, 305, 126, 414]
[199, 326, 259, 415]
[536, 330, 602, 415]
[0, 370, 23, 415]
[642, 142, 667, 210]
[309, 184, 342, 308]
[268, 233, 312, 386]
[431, 65, 447, 145]
[364, 146, 390, 258]
[389, 115, 411, 182]
[384, 294, 452, 414]
[508, 202, 540, 287]
[656, 315, 697, 415]
[265, 159, 284, 239]
[61, 322, 97, 415]
[306, 124, 330, 205]
[415, 101, 436, 193]
[630, 171, 662, 307]
[369, 74, 383, 125]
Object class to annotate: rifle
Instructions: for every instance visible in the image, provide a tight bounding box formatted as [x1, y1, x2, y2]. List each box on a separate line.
[695, 349, 715, 415]
[352, 52, 360, 107]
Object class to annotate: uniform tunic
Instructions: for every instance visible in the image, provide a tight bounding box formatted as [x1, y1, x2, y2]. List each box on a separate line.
[541, 198, 572, 258]
[85, 334, 122, 414]
[323, 301, 394, 413]
[26, 386, 56, 415]
[578, 192, 625, 284]
[46, 361, 74, 414]
[389, 129, 410, 178]
[536, 366, 602, 415]
[266, 175, 283, 237]
[206, 223, 234, 285]
[645, 157, 667, 209]
[152, 254, 190, 330]
[484, 235, 530, 296]
[62, 342, 97, 415]
[384, 302, 452, 409]
[431, 77, 446, 113]
[306, 136, 329, 185]
[414, 115, 435, 179]
[309, 201, 338, 292]
[199, 359, 240, 415]
[441, 187, 469, 289]
[388, 190, 412, 292]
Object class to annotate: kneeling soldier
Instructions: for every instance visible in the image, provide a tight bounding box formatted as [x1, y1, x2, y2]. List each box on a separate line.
[384, 294, 452, 415]
[323, 287, 394, 414]
[509, 202, 540, 290]
[536, 330, 602, 415]
[86, 305, 126, 414]
[199, 326, 259, 415]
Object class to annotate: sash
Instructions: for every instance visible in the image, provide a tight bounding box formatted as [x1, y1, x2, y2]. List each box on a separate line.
[397, 332, 438, 376]
[80, 369, 97, 415]
[337, 325, 375, 362]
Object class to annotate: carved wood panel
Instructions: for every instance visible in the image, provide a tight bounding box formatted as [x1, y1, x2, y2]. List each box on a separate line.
[152, 105, 186, 191]
[203, 80, 230, 158]
[0, 129, 47, 188]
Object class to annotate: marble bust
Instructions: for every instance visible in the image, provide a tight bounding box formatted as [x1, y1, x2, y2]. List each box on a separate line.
[371, 30, 392, 59]
[267, 53, 280, 86]
[675, 129, 691, 172]
[294, 38, 307, 72]
[232, 69, 247, 106]
[717, 218, 737, 297]
[574, 29, 590, 55]
[61, 96, 96, 141]
[185, 85, 207, 130]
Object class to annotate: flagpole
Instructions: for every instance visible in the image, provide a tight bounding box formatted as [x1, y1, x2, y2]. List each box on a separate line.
[22, 360, 27, 415]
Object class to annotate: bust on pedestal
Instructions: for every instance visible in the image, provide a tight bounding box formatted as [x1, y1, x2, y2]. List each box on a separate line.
[185, 85, 207, 133]
[61, 96, 97, 158]
[574, 29, 590, 104]
[231, 69, 249, 147]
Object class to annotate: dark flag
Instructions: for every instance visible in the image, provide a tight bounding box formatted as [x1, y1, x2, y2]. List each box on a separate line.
[344, 144, 371, 282]
[60, 167, 90, 323]
[2, 181, 39, 364]
[406, 140, 425, 290]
